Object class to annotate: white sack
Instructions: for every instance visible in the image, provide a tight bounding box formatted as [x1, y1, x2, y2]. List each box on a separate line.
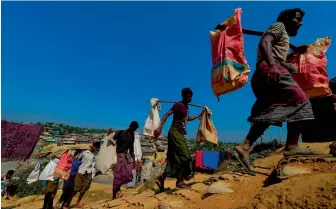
[27, 163, 41, 184]
[95, 133, 117, 177]
[134, 132, 142, 162]
[143, 98, 161, 137]
[39, 158, 59, 181]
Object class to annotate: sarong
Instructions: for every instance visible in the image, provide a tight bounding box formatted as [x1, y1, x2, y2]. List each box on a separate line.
[74, 173, 92, 194]
[164, 127, 193, 179]
[248, 61, 314, 125]
[113, 153, 133, 190]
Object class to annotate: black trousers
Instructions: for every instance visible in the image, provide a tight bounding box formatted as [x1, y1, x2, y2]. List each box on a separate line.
[42, 192, 54, 209]
[60, 189, 73, 208]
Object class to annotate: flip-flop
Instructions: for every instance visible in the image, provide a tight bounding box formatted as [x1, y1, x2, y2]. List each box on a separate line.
[176, 183, 191, 189]
[283, 147, 318, 157]
[231, 147, 256, 176]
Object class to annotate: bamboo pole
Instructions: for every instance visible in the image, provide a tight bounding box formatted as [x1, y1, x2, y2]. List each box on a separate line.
[214, 25, 298, 51]
[158, 100, 205, 109]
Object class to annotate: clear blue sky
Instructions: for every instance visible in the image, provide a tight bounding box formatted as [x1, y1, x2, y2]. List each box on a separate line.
[2, 2, 336, 142]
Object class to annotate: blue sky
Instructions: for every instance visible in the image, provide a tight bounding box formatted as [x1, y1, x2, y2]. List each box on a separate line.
[2, 2, 336, 142]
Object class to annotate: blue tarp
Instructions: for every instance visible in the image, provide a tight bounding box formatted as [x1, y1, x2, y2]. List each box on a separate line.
[202, 151, 225, 170]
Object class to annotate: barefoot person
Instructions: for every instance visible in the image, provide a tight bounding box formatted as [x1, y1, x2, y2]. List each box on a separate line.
[112, 121, 139, 199]
[1, 170, 15, 200]
[67, 142, 100, 208]
[154, 88, 203, 192]
[234, 8, 317, 169]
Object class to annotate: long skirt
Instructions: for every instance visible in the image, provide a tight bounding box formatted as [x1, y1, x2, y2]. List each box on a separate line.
[113, 153, 133, 190]
[164, 127, 193, 179]
[248, 61, 314, 125]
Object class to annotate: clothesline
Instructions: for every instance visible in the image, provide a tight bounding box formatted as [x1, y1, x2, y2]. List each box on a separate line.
[157, 100, 205, 109]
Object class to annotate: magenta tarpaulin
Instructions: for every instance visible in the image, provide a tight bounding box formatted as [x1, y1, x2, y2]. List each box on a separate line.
[1, 120, 42, 161]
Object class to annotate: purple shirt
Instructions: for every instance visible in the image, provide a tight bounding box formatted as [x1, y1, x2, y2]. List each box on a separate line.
[171, 102, 189, 135]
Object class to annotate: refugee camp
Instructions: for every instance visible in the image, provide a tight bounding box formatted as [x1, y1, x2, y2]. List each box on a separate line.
[1, 1, 336, 209]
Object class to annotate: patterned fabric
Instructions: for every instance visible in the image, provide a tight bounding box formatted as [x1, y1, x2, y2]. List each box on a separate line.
[210, 8, 250, 97]
[113, 153, 133, 190]
[171, 102, 189, 135]
[54, 151, 72, 180]
[248, 61, 314, 124]
[257, 22, 290, 64]
[1, 121, 42, 161]
[165, 127, 193, 179]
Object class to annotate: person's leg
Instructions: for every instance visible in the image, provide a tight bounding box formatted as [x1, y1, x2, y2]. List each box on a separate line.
[42, 193, 52, 209]
[57, 190, 65, 206]
[283, 121, 317, 156]
[234, 122, 270, 165]
[48, 194, 54, 209]
[75, 192, 86, 208]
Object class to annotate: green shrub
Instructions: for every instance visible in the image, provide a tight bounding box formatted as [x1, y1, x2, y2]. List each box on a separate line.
[13, 160, 49, 198]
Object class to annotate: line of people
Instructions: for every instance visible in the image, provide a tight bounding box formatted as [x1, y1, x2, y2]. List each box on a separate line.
[36, 8, 336, 207]
[41, 142, 100, 209]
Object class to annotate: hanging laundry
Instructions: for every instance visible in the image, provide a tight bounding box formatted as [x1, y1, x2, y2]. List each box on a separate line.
[134, 132, 142, 162]
[39, 158, 60, 181]
[210, 8, 250, 100]
[1, 121, 43, 161]
[288, 37, 332, 98]
[95, 133, 117, 177]
[143, 98, 161, 137]
[196, 107, 219, 145]
[27, 163, 41, 185]
[54, 150, 73, 180]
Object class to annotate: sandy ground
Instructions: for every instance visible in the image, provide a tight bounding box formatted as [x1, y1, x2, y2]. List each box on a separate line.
[2, 142, 335, 209]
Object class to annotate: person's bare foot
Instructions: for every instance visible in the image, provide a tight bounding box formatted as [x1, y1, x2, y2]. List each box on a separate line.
[176, 180, 191, 189]
[75, 203, 83, 208]
[234, 145, 251, 168]
[283, 145, 317, 157]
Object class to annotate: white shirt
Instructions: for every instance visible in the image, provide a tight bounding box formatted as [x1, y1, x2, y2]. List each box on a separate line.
[77, 150, 95, 174]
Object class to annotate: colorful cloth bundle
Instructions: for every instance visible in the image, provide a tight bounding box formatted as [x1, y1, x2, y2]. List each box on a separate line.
[210, 8, 250, 100]
[288, 37, 332, 98]
[54, 150, 73, 180]
[1, 120, 42, 161]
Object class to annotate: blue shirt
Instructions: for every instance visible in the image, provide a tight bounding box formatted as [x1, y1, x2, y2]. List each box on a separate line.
[70, 160, 82, 176]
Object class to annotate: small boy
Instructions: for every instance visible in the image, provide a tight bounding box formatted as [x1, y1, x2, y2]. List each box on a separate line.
[1, 170, 15, 200]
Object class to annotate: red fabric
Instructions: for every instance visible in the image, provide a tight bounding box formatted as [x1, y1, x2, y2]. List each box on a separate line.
[1, 120, 42, 161]
[210, 8, 250, 97]
[195, 151, 211, 170]
[288, 37, 332, 98]
[54, 151, 72, 180]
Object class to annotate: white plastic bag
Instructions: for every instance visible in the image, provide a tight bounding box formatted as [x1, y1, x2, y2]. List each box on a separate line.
[95, 133, 117, 177]
[134, 132, 142, 162]
[27, 163, 41, 184]
[39, 158, 59, 181]
[143, 98, 161, 137]
[127, 170, 137, 188]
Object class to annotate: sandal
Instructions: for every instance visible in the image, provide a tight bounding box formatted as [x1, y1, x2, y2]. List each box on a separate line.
[116, 191, 123, 198]
[283, 147, 318, 157]
[233, 146, 252, 169]
[176, 181, 191, 189]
